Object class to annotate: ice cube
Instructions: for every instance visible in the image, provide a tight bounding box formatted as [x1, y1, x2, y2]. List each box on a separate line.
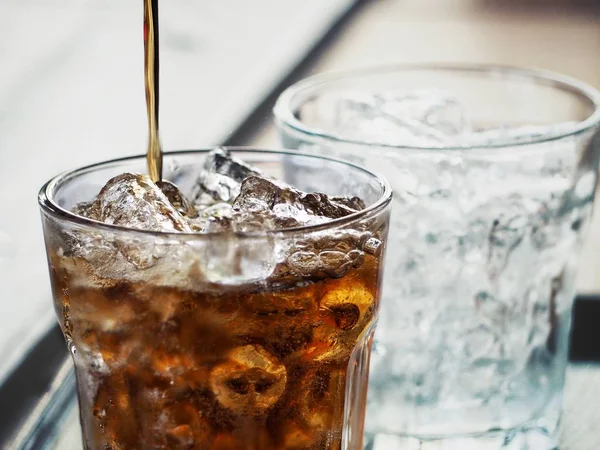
[333, 90, 579, 153]
[204, 147, 262, 182]
[192, 148, 262, 206]
[156, 180, 196, 217]
[69, 173, 192, 273]
[82, 173, 192, 233]
[378, 89, 469, 137]
[363, 237, 382, 256]
[188, 202, 233, 232]
[319, 281, 374, 330]
[194, 233, 280, 285]
[232, 176, 362, 230]
[329, 195, 366, 211]
[193, 171, 242, 206]
[60, 231, 123, 276]
[305, 280, 375, 362]
[286, 250, 320, 275]
[71, 201, 97, 218]
[265, 229, 374, 289]
[70, 288, 136, 333]
[209, 345, 286, 416]
[333, 89, 470, 147]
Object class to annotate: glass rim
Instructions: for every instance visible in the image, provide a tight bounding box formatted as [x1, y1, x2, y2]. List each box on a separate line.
[274, 63, 600, 151]
[38, 147, 393, 239]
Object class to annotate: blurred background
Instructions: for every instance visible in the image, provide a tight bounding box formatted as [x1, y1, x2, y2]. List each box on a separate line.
[1, 0, 600, 445]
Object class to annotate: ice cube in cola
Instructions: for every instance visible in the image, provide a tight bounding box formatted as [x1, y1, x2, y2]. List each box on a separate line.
[43, 149, 388, 450]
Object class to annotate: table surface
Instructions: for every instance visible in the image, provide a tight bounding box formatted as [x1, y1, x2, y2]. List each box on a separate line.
[10, 0, 600, 448]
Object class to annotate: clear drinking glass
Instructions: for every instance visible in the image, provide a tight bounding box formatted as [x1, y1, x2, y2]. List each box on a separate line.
[38, 149, 392, 450]
[274, 65, 600, 449]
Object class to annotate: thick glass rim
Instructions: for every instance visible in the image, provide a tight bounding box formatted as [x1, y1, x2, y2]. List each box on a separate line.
[274, 63, 600, 151]
[38, 147, 392, 239]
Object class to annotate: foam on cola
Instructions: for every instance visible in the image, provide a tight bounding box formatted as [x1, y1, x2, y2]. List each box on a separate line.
[50, 149, 385, 450]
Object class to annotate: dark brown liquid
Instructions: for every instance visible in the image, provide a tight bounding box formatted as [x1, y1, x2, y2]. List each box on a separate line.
[144, 0, 162, 182]
[49, 249, 381, 449]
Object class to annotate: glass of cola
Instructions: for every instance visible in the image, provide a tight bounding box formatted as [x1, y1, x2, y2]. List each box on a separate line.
[38, 148, 392, 450]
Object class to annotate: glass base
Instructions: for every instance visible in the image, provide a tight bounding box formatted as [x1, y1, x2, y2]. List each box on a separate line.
[364, 426, 559, 450]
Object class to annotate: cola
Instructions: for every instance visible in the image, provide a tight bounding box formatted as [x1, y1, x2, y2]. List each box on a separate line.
[48, 249, 381, 449]
[41, 150, 390, 450]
